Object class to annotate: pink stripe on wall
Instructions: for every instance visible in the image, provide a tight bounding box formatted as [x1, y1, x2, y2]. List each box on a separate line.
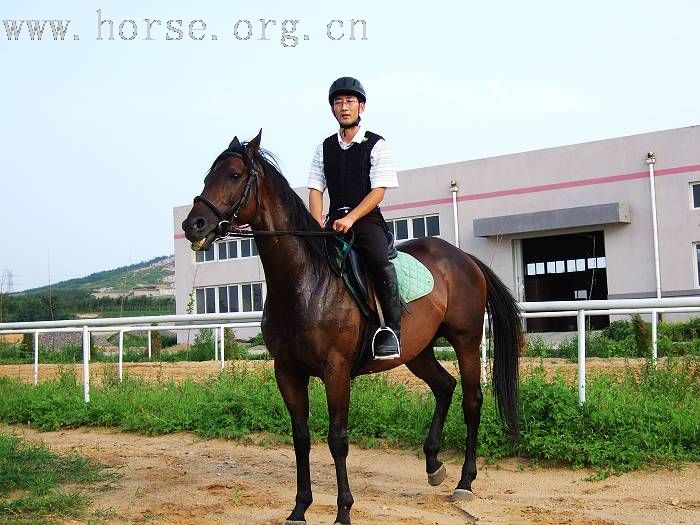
[173, 163, 700, 237]
[381, 163, 700, 213]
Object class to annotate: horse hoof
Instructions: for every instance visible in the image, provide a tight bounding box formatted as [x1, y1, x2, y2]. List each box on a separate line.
[450, 488, 474, 502]
[428, 464, 446, 486]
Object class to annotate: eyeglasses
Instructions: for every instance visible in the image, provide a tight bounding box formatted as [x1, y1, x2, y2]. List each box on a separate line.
[333, 97, 359, 108]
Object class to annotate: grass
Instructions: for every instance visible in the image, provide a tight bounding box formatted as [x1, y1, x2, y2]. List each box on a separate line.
[0, 358, 698, 475]
[0, 432, 119, 524]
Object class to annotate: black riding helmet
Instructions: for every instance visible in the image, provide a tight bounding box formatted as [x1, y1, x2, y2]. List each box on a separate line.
[328, 77, 366, 105]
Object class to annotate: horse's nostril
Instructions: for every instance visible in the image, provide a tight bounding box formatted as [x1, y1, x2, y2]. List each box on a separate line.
[194, 217, 206, 230]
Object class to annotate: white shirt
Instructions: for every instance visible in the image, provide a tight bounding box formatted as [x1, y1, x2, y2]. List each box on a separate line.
[307, 125, 398, 193]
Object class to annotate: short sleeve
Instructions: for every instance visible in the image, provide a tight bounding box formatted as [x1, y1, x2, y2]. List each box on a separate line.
[369, 139, 398, 189]
[307, 143, 326, 192]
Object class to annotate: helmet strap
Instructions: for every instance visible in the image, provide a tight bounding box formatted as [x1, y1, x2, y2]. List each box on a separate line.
[339, 115, 361, 130]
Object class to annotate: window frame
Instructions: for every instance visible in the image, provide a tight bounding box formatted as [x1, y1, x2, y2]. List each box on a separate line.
[691, 182, 700, 210]
[385, 214, 441, 242]
[194, 282, 266, 313]
[194, 238, 259, 264]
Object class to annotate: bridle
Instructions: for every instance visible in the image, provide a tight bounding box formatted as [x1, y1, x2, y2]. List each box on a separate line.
[193, 151, 261, 239]
[192, 149, 343, 242]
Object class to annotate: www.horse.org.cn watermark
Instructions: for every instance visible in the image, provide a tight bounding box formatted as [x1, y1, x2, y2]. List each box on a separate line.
[3, 9, 368, 47]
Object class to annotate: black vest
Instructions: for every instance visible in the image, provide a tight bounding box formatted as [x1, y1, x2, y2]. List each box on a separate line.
[323, 131, 383, 220]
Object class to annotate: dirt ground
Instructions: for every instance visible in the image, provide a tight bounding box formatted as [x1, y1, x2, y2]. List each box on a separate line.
[2, 359, 699, 524]
[0, 357, 666, 388]
[3, 424, 698, 525]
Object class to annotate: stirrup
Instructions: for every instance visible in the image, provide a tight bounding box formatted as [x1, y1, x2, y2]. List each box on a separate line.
[371, 327, 401, 360]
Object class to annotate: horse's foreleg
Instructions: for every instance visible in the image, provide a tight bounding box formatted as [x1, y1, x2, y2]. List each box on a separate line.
[275, 365, 312, 524]
[324, 370, 353, 525]
[405, 347, 456, 486]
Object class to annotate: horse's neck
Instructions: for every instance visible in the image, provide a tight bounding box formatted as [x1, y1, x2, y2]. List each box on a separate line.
[252, 197, 328, 299]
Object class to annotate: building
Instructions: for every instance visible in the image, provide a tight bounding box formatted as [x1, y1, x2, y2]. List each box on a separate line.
[173, 125, 700, 339]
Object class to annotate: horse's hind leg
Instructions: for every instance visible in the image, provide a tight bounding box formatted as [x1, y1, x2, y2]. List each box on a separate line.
[447, 331, 484, 501]
[405, 346, 457, 486]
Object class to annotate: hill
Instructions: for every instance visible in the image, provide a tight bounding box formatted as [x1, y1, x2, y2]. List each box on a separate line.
[22, 256, 174, 294]
[0, 256, 175, 323]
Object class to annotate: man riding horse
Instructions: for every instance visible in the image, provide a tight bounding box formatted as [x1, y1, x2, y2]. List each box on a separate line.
[307, 76, 402, 359]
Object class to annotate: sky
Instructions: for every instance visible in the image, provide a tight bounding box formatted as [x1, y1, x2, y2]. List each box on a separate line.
[1, 0, 698, 292]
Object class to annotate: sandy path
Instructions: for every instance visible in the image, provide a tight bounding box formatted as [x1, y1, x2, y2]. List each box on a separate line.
[3, 425, 698, 525]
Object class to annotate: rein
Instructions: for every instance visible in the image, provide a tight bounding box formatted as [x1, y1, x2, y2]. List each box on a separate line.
[221, 226, 344, 238]
[194, 148, 347, 241]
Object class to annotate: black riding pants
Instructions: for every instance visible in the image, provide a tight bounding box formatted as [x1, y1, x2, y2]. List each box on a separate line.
[348, 215, 390, 274]
[327, 210, 390, 274]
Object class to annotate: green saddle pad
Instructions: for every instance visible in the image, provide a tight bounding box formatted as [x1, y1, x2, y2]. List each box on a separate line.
[391, 251, 434, 303]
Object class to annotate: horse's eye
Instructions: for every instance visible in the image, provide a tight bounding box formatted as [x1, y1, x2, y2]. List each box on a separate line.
[231, 171, 241, 179]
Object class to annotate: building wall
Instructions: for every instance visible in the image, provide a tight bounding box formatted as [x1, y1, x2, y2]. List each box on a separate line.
[173, 125, 700, 336]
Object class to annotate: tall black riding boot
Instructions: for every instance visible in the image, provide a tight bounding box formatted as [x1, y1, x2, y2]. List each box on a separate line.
[372, 263, 401, 359]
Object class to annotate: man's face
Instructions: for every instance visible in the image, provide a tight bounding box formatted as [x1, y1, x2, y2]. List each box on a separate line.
[332, 95, 364, 126]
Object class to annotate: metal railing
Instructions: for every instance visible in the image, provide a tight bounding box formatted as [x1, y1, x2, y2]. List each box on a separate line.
[1, 296, 700, 405]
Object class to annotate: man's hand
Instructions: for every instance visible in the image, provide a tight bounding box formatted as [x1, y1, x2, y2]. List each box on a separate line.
[332, 216, 356, 233]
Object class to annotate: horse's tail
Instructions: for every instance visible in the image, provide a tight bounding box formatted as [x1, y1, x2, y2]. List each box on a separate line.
[470, 255, 522, 439]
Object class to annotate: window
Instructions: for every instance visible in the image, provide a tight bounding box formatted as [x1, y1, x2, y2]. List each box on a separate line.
[692, 183, 700, 209]
[526, 257, 606, 276]
[386, 214, 440, 242]
[195, 287, 216, 314]
[195, 239, 258, 263]
[195, 282, 265, 313]
[195, 244, 215, 263]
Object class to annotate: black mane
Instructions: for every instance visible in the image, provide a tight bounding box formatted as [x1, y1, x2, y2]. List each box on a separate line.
[205, 141, 329, 273]
[252, 145, 332, 267]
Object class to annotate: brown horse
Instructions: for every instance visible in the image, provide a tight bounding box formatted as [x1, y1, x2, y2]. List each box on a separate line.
[182, 131, 521, 525]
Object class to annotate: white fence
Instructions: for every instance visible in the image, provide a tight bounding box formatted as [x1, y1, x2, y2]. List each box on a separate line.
[1, 297, 700, 405]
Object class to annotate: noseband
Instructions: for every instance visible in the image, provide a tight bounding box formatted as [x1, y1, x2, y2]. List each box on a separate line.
[193, 151, 261, 238]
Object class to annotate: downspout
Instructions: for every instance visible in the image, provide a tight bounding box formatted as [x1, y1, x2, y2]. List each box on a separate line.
[450, 180, 460, 249]
[646, 152, 661, 364]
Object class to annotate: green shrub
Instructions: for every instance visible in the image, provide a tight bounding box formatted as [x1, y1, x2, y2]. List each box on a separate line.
[224, 327, 246, 360]
[433, 336, 451, 348]
[433, 349, 457, 361]
[631, 314, 652, 358]
[604, 320, 633, 341]
[525, 336, 555, 357]
[556, 336, 578, 360]
[248, 332, 265, 346]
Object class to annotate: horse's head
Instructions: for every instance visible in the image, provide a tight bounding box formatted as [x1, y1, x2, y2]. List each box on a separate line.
[182, 130, 263, 251]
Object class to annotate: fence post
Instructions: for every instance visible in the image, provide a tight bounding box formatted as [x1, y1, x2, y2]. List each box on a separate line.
[118, 329, 124, 383]
[651, 309, 658, 366]
[33, 330, 39, 386]
[220, 325, 225, 370]
[82, 325, 90, 403]
[214, 328, 219, 361]
[480, 314, 488, 385]
[147, 329, 152, 360]
[577, 310, 586, 405]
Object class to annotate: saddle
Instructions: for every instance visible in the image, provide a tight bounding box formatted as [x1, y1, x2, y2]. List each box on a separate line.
[325, 230, 435, 376]
[325, 229, 398, 317]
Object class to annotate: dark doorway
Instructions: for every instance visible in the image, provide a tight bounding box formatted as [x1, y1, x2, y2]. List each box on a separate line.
[523, 231, 609, 332]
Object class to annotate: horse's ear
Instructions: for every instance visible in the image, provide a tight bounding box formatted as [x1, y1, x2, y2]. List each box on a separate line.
[247, 129, 262, 154]
[229, 136, 241, 150]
